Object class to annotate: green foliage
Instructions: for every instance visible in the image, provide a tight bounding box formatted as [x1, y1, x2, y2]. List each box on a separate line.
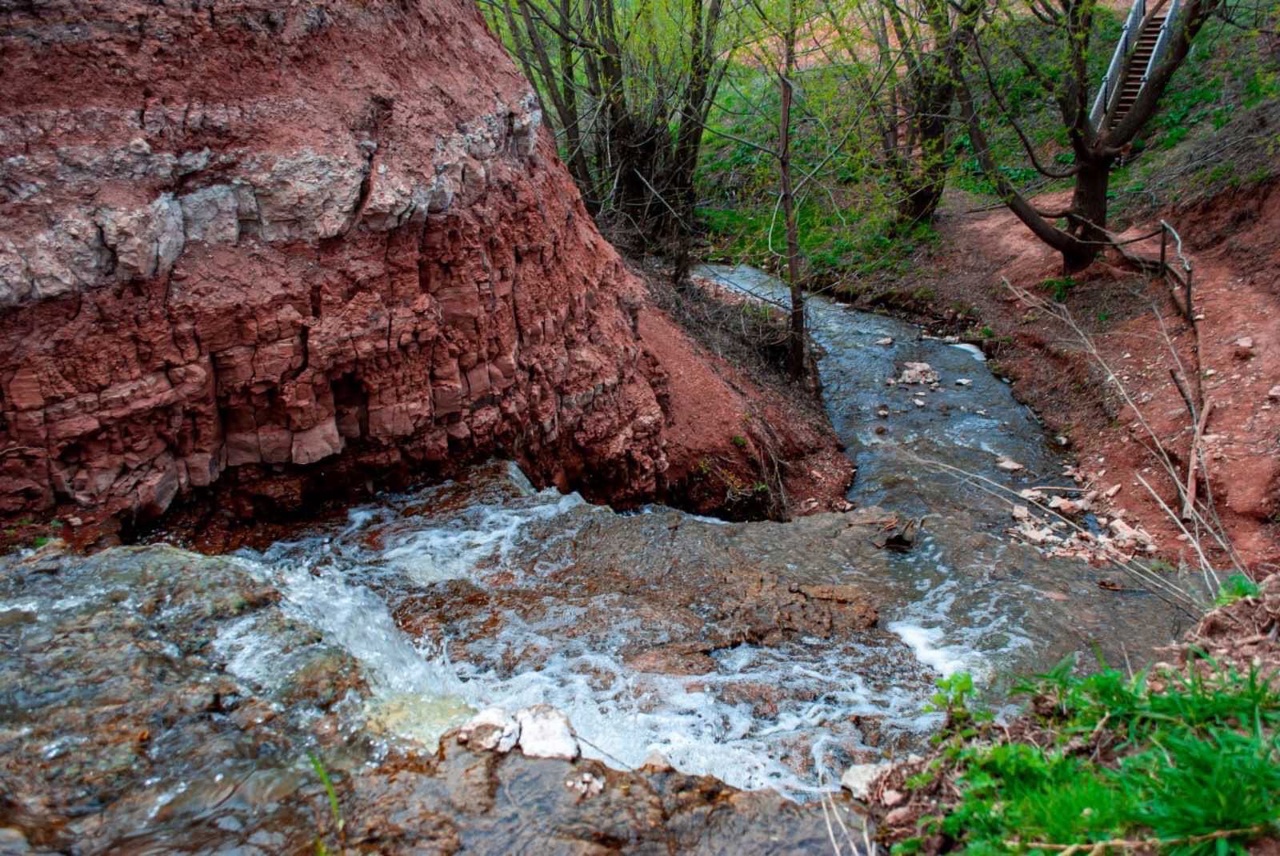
[1041, 276, 1076, 303]
[908, 659, 1280, 853]
[731, 434, 748, 449]
[1215, 573, 1261, 607]
[926, 672, 994, 736]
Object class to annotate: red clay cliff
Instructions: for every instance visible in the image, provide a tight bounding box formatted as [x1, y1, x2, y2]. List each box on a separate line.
[0, 0, 850, 526]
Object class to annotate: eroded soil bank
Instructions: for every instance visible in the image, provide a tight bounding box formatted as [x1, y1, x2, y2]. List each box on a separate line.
[0, 0, 850, 549]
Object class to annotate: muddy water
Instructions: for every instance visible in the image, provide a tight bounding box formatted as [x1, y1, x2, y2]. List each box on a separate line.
[0, 267, 1195, 849]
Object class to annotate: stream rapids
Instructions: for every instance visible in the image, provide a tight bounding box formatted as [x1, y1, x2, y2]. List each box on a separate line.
[0, 267, 1194, 850]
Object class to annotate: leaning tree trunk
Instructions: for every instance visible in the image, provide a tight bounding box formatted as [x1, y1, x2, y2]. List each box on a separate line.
[1066, 155, 1113, 271]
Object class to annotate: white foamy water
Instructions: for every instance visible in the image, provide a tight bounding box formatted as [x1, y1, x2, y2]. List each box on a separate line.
[229, 471, 962, 798]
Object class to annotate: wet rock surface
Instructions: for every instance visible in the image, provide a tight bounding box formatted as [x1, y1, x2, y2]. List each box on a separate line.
[236, 460, 1192, 796]
[0, 542, 860, 854]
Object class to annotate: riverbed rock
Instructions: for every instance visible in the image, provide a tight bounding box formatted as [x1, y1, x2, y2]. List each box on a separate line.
[516, 705, 580, 760]
[0, 542, 865, 853]
[897, 362, 940, 384]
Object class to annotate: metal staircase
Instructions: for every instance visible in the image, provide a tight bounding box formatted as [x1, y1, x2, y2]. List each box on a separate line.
[1090, 0, 1182, 132]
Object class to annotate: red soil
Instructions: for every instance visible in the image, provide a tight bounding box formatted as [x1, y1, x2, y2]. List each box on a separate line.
[923, 184, 1280, 573]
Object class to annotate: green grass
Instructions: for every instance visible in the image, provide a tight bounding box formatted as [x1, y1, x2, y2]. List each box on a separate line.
[1215, 573, 1261, 607]
[309, 752, 345, 853]
[894, 658, 1280, 854]
[1041, 276, 1076, 303]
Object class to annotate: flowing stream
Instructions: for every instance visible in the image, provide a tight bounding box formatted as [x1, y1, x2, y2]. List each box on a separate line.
[0, 267, 1194, 837]
[218, 266, 1190, 797]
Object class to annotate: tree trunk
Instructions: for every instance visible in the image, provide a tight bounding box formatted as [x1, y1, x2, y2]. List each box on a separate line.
[1066, 156, 1111, 271]
[779, 6, 805, 380]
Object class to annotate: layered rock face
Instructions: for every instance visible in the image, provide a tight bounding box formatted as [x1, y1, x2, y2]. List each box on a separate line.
[0, 0, 679, 520]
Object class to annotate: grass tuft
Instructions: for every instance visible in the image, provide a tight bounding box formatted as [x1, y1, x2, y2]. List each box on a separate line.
[890, 658, 1280, 854]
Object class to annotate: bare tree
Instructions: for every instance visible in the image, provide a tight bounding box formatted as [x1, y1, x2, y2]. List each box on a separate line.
[485, 0, 737, 242]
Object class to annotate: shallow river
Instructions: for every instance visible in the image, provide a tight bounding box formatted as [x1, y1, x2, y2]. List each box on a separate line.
[0, 267, 1194, 846]
[223, 266, 1191, 796]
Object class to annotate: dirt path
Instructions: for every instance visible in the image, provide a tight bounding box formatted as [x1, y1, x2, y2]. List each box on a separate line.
[918, 185, 1280, 573]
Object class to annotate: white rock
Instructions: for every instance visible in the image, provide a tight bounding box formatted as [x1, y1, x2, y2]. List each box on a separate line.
[955, 378, 973, 387]
[897, 362, 939, 385]
[996, 457, 1025, 472]
[565, 772, 605, 797]
[875, 337, 894, 346]
[1021, 526, 1057, 545]
[1103, 484, 1122, 499]
[1234, 337, 1255, 359]
[841, 762, 892, 800]
[515, 704, 579, 760]
[1109, 518, 1153, 546]
[1011, 505, 1030, 520]
[641, 750, 673, 771]
[1268, 385, 1280, 402]
[458, 707, 520, 753]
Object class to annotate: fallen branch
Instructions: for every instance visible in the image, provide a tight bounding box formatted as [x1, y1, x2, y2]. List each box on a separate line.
[1007, 823, 1271, 854]
[1182, 399, 1213, 521]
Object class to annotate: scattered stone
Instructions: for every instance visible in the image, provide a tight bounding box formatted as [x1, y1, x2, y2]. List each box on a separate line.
[1103, 484, 1122, 499]
[876, 407, 890, 418]
[1011, 505, 1030, 521]
[882, 789, 906, 807]
[1268, 385, 1280, 402]
[565, 772, 605, 798]
[515, 705, 579, 760]
[1108, 518, 1154, 547]
[459, 707, 520, 753]
[1021, 527, 1055, 545]
[875, 337, 894, 346]
[840, 762, 892, 800]
[1048, 496, 1082, 515]
[955, 378, 973, 387]
[1233, 337, 1254, 359]
[1019, 488, 1046, 502]
[884, 807, 913, 826]
[897, 362, 939, 385]
[913, 398, 925, 408]
[996, 457, 1025, 472]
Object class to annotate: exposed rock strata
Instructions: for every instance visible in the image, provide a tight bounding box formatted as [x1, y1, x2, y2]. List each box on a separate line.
[0, 0, 849, 523]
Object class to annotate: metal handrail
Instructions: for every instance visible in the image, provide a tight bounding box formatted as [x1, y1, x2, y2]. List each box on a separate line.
[1159, 220, 1195, 321]
[1090, 0, 1146, 129]
[1139, 0, 1181, 89]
